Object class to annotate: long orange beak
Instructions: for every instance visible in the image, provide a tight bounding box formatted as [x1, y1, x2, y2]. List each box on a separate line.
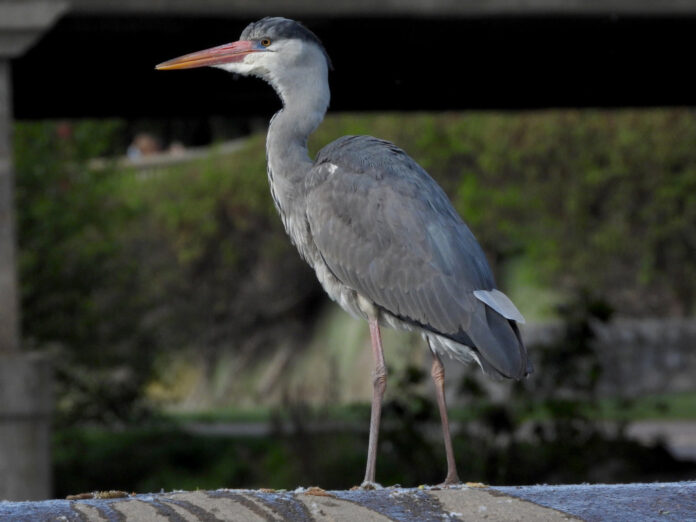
[156, 40, 258, 70]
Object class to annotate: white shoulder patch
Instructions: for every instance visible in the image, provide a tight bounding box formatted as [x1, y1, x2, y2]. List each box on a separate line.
[473, 289, 526, 324]
[326, 163, 339, 175]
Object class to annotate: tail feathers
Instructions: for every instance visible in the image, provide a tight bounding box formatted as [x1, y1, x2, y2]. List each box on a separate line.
[466, 302, 530, 380]
[510, 320, 534, 375]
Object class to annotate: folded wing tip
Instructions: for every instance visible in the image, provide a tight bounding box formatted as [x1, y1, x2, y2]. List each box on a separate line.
[473, 289, 526, 324]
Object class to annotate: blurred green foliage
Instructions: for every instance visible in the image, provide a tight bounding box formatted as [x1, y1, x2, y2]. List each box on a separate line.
[316, 110, 696, 315]
[14, 109, 696, 428]
[14, 120, 155, 424]
[15, 120, 125, 344]
[52, 293, 696, 495]
[15, 122, 319, 424]
[114, 137, 320, 406]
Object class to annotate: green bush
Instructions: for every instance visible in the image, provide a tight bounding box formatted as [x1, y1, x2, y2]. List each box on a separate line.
[14, 120, 156, 424]
[315, 110, 696, 315]
[15, 111, 696, 492]
[15, 109, 696, 425]
[15, 122, 321, 423]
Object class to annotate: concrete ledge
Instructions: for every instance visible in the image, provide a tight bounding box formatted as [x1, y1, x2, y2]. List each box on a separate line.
[1, 482, 694, 521]
[495, 482, 696, 522]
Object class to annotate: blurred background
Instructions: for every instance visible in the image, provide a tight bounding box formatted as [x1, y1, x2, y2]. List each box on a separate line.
[1, 0, 696, 501]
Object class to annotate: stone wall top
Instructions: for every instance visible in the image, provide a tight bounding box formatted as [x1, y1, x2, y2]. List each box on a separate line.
[1, 482, 694, 521]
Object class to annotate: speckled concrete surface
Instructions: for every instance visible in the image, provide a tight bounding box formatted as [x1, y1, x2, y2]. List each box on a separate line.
[493, 481, 696, 522]
[0, 482, 694, 521]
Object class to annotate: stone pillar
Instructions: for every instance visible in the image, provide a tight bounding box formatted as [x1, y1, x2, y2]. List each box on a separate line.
[0, 0, 69, 501]
[0, 354, 53, 500]
[0, 60, 19, 356]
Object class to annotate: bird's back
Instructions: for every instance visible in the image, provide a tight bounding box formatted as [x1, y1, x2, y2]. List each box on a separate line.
[306, 135, 530, 379]
[311, 135, 495, 287]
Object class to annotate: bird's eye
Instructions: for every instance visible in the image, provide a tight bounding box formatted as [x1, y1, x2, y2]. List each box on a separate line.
[260, 38, 272, 47]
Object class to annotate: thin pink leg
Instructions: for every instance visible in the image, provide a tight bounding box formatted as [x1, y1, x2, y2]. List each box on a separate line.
[431, 352, 461, 485]
[363, 316, 387, 486]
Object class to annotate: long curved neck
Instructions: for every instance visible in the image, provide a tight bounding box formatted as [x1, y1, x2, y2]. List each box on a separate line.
[265, 56, 330, 217]
[266, 93, 326, 185]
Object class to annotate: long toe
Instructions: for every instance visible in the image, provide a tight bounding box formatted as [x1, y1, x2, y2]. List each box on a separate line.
[358, 480, 384, 490]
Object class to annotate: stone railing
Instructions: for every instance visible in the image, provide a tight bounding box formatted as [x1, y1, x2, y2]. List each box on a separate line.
[1, 482, 694, 521]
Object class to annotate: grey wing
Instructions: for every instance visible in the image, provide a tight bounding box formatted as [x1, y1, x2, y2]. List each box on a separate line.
[306, 136, 529, 379]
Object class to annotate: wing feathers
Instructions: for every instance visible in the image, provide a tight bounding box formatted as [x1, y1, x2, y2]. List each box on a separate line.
[307, 135, 529, 378]
[473, 289, 526, 324]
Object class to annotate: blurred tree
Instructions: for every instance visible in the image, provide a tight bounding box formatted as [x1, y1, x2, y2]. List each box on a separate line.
[117, 137, 323, 406]
[14, 123, 324, 422]
[14, 120, 154, 424]
[447, 111, 696, 315]
[15, 109, 696, 425]
[317, 110, 696, 315]
[16, 113, 695, 493]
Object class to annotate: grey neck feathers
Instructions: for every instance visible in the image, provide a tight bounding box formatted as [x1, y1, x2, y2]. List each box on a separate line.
[265, 55, 330, 217]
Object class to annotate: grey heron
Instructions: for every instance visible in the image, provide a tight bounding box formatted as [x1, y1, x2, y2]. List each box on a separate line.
[157, 17, 531, 487]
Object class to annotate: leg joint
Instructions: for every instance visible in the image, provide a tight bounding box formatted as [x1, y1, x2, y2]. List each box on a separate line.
[431, 357, 445, 384]
[373, 363, 387, 393]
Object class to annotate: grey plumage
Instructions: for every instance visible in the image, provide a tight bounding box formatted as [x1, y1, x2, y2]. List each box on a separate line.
[157, 16, 531, 485]
[307, 135, 530, 379]
[240, 17, 333, 69]
[231, 17, 531, 379]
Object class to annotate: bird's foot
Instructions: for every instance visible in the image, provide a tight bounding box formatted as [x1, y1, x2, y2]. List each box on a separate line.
[437, 474, 462, 488]
[353, 481, 383, 490]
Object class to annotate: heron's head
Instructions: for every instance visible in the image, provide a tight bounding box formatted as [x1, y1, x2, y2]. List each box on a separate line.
[156, 17, 331, 97]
